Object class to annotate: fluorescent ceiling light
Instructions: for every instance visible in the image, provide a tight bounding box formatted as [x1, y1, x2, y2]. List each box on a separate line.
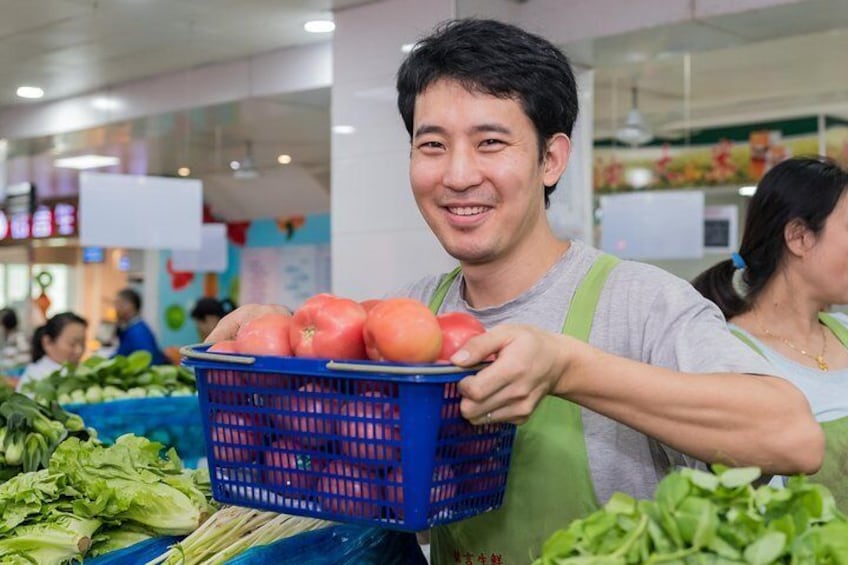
[332, 125, 356, 135]
[277, 154, 292, 165]
[401, 43, 416, 53]
[16, 86, 44, 99]
[738, 185, 757, 197]
[54, 154, 120, 169]
[304, 20, 335, 33]
[92, 97, 122, 111]
[177, 167, 191, 177]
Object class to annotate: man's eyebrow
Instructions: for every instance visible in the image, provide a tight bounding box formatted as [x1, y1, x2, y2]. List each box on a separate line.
[414, 123, 512, 138]
[471, 124, 512, 135]
[414, 124, 445, 138]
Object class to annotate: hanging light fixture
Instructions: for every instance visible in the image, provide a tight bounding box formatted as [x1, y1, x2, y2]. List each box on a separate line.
[233, 140, 259, 179]
[615, 86, 653, 146]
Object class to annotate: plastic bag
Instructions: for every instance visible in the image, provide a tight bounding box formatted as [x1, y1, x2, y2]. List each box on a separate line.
[223, 525, 427, 565]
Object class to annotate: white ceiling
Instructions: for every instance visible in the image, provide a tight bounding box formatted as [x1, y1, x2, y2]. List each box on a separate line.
[0, 0, 376, 107]
[4, 0, 848, 220]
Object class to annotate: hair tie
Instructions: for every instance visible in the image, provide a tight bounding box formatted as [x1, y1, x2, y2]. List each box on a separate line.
[730, 252, 747, 270]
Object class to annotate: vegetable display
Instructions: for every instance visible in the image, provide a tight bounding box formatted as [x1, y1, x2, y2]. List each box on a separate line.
[23, 351, 196, 405]
[0, 434, 213, 564]
[146, 505, 329, 565]
[0, 387, 93, 481]
[535, 465, 848, 564]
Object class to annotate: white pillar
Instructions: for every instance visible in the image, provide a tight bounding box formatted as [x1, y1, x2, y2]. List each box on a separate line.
[330, 0, 456, 300]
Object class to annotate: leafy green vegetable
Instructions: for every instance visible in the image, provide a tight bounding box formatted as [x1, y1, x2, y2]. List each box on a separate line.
[49, 435, 213, 536]
[535, 466, 848, 564]
[23, 353, 196, 406]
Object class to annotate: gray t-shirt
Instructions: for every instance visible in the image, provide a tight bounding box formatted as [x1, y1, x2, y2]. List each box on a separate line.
[396, 239, 775, 503]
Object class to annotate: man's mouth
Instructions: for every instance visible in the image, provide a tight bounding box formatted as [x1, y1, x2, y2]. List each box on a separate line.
[448, 206, 489, 216]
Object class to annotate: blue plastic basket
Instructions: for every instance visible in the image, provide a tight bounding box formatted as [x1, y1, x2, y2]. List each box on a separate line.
[181, 344, 516, 532]
[63, 396, 206, 468]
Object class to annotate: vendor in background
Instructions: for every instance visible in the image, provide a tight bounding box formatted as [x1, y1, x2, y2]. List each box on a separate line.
[114, 287, 168, 365]
[694, 156, 848, 511]
[209, 19, 823, 563]
[17, 312, 87, 392]
[0, 307, 29, 376]
[190, 297, 236, 341]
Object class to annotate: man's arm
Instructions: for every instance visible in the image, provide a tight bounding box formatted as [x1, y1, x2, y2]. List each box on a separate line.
[452, 325, 824, 476]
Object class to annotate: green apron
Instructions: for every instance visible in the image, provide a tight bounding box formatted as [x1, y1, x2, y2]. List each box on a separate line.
[732, 312, 848, 512]
[428, 254, 620, 565]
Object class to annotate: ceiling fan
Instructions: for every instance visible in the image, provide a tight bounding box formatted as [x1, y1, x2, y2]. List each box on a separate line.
[232, 140, 259, 179]
[615, 86, 654, 146]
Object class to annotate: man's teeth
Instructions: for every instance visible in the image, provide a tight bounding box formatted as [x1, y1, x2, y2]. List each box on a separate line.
[450, 206, 487, 216]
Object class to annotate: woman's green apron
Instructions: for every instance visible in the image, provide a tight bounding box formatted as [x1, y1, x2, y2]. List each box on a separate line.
[428, 254, 620, 565]
[732, 312, 848, 513]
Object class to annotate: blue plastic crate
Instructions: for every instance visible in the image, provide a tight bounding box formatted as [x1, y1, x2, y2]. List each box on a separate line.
[63, 396, 206, 468]
[181, 344, 516, 532]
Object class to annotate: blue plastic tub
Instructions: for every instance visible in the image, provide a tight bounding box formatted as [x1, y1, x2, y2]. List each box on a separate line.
[181, 344, 516, 532]
[63, 396, 206, 468]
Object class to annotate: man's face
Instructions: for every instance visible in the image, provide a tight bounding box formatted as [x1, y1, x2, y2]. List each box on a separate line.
[114, 296, 134, 323]
[195, 315, 220, 341]
[409, 79, 562, 266]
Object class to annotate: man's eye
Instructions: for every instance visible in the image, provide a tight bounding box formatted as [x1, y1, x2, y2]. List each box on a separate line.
[480, 139, 503, 147]
[418, 141, 444, 150]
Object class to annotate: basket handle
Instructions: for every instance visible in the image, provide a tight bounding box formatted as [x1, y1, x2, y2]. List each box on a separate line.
[179, 344, 256, 365]
[325, 360, 488, 375]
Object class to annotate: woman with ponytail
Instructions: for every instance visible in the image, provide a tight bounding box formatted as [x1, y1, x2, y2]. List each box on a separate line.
[693, 156, 848, 510]
[17, 312, 88, 392]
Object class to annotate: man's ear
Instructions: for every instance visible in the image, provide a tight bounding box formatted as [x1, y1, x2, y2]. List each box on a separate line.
[784, 218, 814, 257]
[543, 133, 571, 187]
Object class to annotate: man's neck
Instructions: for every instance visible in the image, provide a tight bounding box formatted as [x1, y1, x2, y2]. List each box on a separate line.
[461, 236, 571, 309]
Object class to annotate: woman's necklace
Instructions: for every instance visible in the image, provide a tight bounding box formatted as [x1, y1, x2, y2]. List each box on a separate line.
[756, 314, 828, 371]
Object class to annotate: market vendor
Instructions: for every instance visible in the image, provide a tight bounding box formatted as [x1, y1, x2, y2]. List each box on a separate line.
[18, 312, 87, 392]
[114, 287, 168, 365]
[207, 18, 823, 564]
[694, 156, 848, 512]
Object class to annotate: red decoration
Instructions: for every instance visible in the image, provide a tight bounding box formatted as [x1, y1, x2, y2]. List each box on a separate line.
[166, 258, 195, 291]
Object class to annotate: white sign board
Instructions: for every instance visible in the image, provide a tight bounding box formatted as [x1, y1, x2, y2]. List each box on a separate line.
[171, 223, 228, 273]
[80, 172, 202, 250]
[240, 244, 331, 310]
[600, 190, 705, 260]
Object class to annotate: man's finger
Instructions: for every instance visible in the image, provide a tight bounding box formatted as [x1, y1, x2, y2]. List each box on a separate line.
[205, 304, 290, 343]
[449, 328, 505, 366]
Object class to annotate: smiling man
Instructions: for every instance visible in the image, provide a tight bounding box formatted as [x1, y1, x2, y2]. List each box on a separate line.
[393, 19, 823, 564]
[207, 18, 823, 564]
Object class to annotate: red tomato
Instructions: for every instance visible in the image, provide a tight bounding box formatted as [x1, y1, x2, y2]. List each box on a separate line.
[338, 391, 401, 464]
[264, 438, 322, 492]
[316, 460, 382, 518]
[269, 381, 338, 448]
[437, 312, 486, 361]
[207, 369, 245, 405]
[208, 340, 239, 353]
[211, 411, 259, 464]
[289, 296, 368, 359]
[363, 298, 442, 363]
[386, 464, 457, 516]
[360, 299, 382, 314]
[236, 313, 293, 356]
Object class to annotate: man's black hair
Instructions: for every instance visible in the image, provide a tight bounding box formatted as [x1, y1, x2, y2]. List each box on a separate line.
[397, 18, 578, 208]
[117, 287, 141, 312]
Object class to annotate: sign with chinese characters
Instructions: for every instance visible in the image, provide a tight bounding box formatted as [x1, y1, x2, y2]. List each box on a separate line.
[0, 202, 77, 242]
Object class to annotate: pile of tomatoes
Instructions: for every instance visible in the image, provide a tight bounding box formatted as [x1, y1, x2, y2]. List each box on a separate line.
[204, 294, 507, 520]
[209, 293, 486, 363]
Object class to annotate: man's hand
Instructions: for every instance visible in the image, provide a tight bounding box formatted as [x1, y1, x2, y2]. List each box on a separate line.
[204, 304, 291, 343]
[451, 324, 571, 425]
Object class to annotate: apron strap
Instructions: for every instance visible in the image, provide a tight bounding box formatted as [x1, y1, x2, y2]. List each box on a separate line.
[819, 312, 848, 348]
[428, 266, 462, 313]
[730, 328, 766, 358]
[563, 253, 620, 340]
